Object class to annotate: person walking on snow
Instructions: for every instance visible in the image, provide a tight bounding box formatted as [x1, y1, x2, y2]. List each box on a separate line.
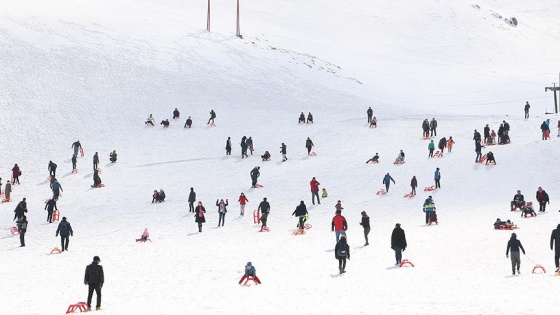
[72, 140, 82, 156]
[51, 179, 63, 200]
[484, 124, 491, 144]
[44, 198, 57, 223]
[331, 209, 348, 242]
[536, 187, 550, 212]
[438, 137, 447, 155]
[310, 177, 321, 205]
[367, 107, 373, 123]
[225, 137, 232, 155]
[411, 176, 417, 195]
[430, 117, 438, 137]
[195, 201, 206, 232]
[188, 187, 196, 213]
[335, 200, 343, 212]
[422, 119, 430, 138]
[391, 223, 407, 266]
[84, 256, 104, 311]
[524, 101, 530, 119]
[360, 211, 370, 246]
[541, 121, 550, 140]
[13, 198, 28, 221]
[434, 168, 441, 189]
[550, 224, 560, 272]
[506, 232, 525, 275]
[238, 193, 248, 216]
[48, 161, 57, 178]
[258, 197, 271, 216]
[246, 137, 254, 155]
[260, 207, 269, 231]
[173, 108, 180, 119]
[216, 199, 228, 226]
[93, 152, 99, 171]
[428, 140, 435, 158]
[250, 166, 260, 188]
[12, 164, 20, 184]
[72, 154, 77, 171]
[238, 262, 261, 284]
[305, 137, 314, 155]
[56, 217, 73, 251]
[240, 136, 248, 158]
[447, 137, 455, 152]
[475, 140, 482, 163]
[4, 180, 12, 200]
[184, 116, 192, 128]
[335, 235, 350, 274]
[207, 110, 216, 125]
[280, 143, 288, 162]
[292, 201, 308, 229]
[383, 173, 395, 192]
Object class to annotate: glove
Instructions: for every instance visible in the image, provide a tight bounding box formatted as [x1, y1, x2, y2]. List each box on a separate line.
[56, 234, 58, 237]
[402, 247, 406, 252]
[84, 282, 87, 285]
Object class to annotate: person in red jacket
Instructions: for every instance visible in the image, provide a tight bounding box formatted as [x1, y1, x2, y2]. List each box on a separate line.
[238, 193, 249, 216]
[310, 177, 321, 205]
[536, 187, 550, 212]
[331, 210, 348, 242]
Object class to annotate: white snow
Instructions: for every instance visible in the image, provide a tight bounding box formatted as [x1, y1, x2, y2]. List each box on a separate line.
[1, 0, 560, 314]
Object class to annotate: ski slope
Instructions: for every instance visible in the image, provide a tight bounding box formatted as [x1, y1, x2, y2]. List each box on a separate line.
[1, 0, 560, 314]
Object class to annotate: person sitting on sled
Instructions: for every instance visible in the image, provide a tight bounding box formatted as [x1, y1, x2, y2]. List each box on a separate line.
[238, 262, 261, 284]
[136, 228, 150, 242]
[521, 202, 537, 217]
[261, 151, 271, 161]
[322, 188, 328, 198]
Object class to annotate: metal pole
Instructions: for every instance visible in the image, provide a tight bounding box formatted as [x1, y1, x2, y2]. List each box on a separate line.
[554, 83, 559, 114]
[207, 0, 211, 32]
[236, 0, 242, 38]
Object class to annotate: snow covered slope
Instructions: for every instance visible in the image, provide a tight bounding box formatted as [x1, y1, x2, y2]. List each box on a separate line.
[1, 1, 560, 314]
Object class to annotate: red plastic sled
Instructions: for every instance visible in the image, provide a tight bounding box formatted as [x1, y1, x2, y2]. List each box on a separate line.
[259, 227, 270, 232]
[424, 186, 435, 192]
[50, 247, 62, 254]
[253, 210, 261, 224]
[71, 169, 79, 174]
[209, 122, 216, 127]
[433, 151, 441, 158]
[2, 198, 12, 203]
[242, 276, 260, 285]
[10, 226, 19, 235]
[310, 152, 317, 156]
[376, 189, 386, 195]
[532, 264, 546, 274]
[498, 225, 518, 230]
[53, 210, 60, 222]
[403, 192, 414, 198]
[66, 302, 89, 313]
[80, 147, 84, 157]
[252, 184, 263, 189]
[399, 259, 415, 267]
[478, 154, 487, 163]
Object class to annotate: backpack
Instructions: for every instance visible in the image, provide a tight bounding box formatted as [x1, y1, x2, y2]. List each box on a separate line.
[337, 242, 348, 257]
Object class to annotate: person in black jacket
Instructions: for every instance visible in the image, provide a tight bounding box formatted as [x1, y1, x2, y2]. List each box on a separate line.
[438, 137, 446, 156]
[335, 235, 350, 274]
[17, 215, 28, 247]
[298, 112, 305, 124]
[45, 198, 58, 223]
[486, 151, 496, 165]
[84, 256, 104, 311]
[241, 136, 248, 158]
[225, 137, 232, 155]
[292, 201, 308, 229]
[280, 143, 287, 162]
[475, 140, 482, 163]
[307, 112, 313, 124]
[13, 198, 28, 221]
[250, 166, 260, 188]
[257, 197, 270, 214]
[207, 110, 216, 125]
[536, 187, 550, 212]
[473, 129, 482, 142]
[93, 152, 99, 171]
[56, 217, 74, 251]
[188, 187, 196, 212]
[367, 107, 373, 123]
[484, 124, 491, 143]
[511, 190, 525, 211]
[410, 176, 417, 195]
[551, 224, 560, 272]
[71, 154, 77, 171]
[391, 223, 407, 265]
[305, 137, 314, 155]
[92, 170, 102, 188]
[173, 108, 180, 119]
[109, 150, 117, 163]
[48, 161, 57, 178]
[366, 153, 379, 164]
[360, 211, 370, 246]
[184, 116, 192, 128]
[506, 233, 525, 275]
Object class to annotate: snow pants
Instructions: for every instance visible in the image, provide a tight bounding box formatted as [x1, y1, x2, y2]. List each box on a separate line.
[61, 235, 69, 251]
[510, 251, 521, 273]
[338, 257, 347, 270]
[312, 191, 320, 204]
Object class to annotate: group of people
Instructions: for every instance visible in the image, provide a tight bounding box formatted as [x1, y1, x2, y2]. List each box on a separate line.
[298, 112, 313, 124]
[144, 109, 215, 129]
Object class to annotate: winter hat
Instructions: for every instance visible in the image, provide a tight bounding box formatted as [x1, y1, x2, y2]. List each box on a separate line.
[246, 262, 252, 267]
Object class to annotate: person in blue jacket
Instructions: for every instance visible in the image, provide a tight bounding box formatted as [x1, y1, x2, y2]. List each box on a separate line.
[383, 173, 395, 192]
[56, 217, 74, 251]
[423, 196, 436, 224]
[428, 140, 435, 158]
[51, 179, 63, 200]
[434, 168, 441, 189]
[238, 262, 261, 284]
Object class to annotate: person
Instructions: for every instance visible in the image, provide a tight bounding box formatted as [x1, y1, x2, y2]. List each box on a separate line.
[240, 136, 248, 158]
[136, 228, 150, 242]
[17, 215, 28, 247]
[145, 114, 155, 126]
[160, 119, 170, 128]
[250, 166, 260, 188]
[71, 140, 82, 156]
[430, 117, 437, 136]
[56, 217, 73, 251]
[550, 224, 560, 272]
[394, 150, 405, 164]
[503, 120, 510, 135]
[446, 136, 455, 152]
[292, 201, 308, 229]
[558, 120, 560, 137]
[541, 121, 550, 140]
[238, 262, 261, 284]
[335, 236, 350, 274]
[367, 107, 373, 123]
[486, 151, 496, 165]
[475, 140, 482, 163]
[360, 211, 370, 246]
[159, 189, 166, 202]
[536, 187, 550, 212]
[506, 233, 526, 275]
[322, 188, 328, 198]
[4, 180, 12, 200]
[391, 223, 407, 266]
[410, 176, 417, 195]
[238, 193, 248, 216]
[366, 153, 379, 164]
[184, 116, 192, 128]
[428, 140, 435, 158]
[383, 173, 395, 192]
[310, 177, 321, 205]
[13, 198, 28, 221]
[109, 150, 117, 163]
[12, 164, 20, 184]
[331, 210, 348, 242]
[423, 196, 436, 224]
[188, 187, 196, 212]
[280, 143, 288, 162]
[483, 124, 491, 144]
[258, 197, 270, 216]
[260, 207, 269, 231]
[246, 137, 254, 155]
[72, 154, 77, 171]
[261, 150, 271, 161]
[422, 119, 430, 138]
[173, 108, 180, 119]
[335, 200, 343, 212]
[438, 137, 447, 155]
[370, 116, 377, 128]
[48, 161, 57, 178]
[305, 137, 314, 155]
[434, 168, 441, 189]
[44, 198, 58, 223]
[473, 129, 482, 143]
[207, 110, 216, 125]
[195, 201, 206, 232]
[524, 101, 530, 118]
[511, 190, 525, 211]
[225, 137, 232, 155]
[490, 130, 497, 144]
[0, 177, 2, 195]
[84, 256, 104, 311]
[51, 179, 63, 200]
[216, 199, 228, 226]
[93, 152, 99, 171]
[92, 169, 102, 188]
[298, 112, 305, 124]
[151, 190, 160, 203]
[307, 112, 313, 123]
[521, 202, 537, 217]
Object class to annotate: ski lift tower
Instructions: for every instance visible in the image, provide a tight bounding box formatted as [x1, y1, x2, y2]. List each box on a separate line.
[545, 73, 560, 114]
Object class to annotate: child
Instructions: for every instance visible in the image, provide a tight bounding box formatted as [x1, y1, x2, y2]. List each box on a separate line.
[260, 209, 269, 231]
[238, 262, 261, 284]
[370, 116, 377, 128]
[136, 228, 150, 242]
[322, 188, 328, 198]
[521, 202, 537, 217]
[152, 190, 160, 203]
[261, 151, 271, 161]
[335, 200, 343, 212]
[159, 189, 166, 202]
